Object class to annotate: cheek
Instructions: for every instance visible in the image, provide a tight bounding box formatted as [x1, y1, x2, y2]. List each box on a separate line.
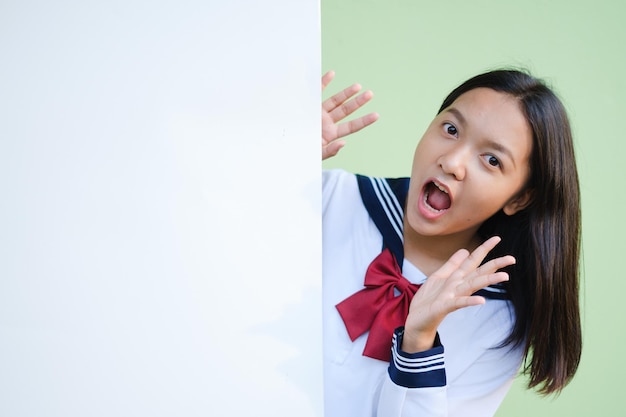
[405, 183, 420, 215]
[410, 142, 434, 176]
[408, 148, 425, 185]
[411, 142, 425, 165]
[466, 196, 501, 218]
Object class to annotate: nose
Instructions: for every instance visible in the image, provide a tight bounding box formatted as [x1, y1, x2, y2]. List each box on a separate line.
[438, 145, 468, 181]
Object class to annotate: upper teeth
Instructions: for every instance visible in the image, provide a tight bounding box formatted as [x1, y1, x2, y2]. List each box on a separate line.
[434, 182, 448, 194]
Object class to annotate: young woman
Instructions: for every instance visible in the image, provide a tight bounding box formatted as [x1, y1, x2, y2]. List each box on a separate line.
[321, 69, 581, 417]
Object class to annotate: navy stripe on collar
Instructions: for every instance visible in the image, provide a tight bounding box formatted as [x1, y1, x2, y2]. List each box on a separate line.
[356, 174, 409, 265]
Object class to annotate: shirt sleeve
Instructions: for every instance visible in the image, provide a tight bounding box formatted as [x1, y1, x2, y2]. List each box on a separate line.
[378, 328, 449, 417]
[377, 303, 523, 417]
[388, 328, 446, 388]
[322, 169, 346, 216]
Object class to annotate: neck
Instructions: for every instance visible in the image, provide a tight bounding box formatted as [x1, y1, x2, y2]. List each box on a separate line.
[403, 220, 481, 276]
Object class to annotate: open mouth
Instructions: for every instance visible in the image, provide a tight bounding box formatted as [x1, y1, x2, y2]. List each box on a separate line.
[424, 181, 451, 212]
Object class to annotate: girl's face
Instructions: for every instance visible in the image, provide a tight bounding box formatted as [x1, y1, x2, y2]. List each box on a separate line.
[405, 88, 533, 243]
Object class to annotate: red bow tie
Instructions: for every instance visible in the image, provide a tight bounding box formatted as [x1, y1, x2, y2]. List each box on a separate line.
[336, 248, 420, 361]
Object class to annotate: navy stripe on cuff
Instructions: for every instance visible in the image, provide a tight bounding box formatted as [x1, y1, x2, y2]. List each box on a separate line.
[388, 327, 446, 388]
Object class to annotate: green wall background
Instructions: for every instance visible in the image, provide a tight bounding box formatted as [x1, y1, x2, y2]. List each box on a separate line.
[322, 1, 626, 416]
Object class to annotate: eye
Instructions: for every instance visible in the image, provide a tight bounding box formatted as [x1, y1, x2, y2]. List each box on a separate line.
[443, 123, 458, 137]
[483, 154, 501, 168]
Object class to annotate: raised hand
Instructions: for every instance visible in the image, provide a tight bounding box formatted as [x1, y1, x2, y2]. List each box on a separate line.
[322, 71, 379, 160]
[401, 237, 515, 353]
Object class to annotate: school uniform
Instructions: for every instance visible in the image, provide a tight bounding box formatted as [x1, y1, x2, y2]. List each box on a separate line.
[322, 169, 524, 417]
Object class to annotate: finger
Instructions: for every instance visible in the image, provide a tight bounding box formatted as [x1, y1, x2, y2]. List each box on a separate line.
[452, 295, 486, 310]
[455, 254, 514, 296]
[473, 255, 516, 277]
[322, 83, 362, 113]
[335, 112, 380, 139]
[466, 236, 501, 265]
[458, 271, 510, 296]
[453, 236, 502, 276]
[430, 248, 471, 280]
[322, 70, 335, 91]
[329, 89, 374, 121]
[322, 139, 346, 160]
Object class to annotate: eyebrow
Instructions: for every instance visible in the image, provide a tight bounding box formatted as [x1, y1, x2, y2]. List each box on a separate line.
[444, 107, 517, 168]
[445, 107, 467, 127]
[485, 139, 516, 168]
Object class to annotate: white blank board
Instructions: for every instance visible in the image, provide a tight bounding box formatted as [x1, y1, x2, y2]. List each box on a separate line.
[0, 1, 322, 416]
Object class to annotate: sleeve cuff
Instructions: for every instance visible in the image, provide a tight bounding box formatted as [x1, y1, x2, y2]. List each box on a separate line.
[388, 327, 447, 388]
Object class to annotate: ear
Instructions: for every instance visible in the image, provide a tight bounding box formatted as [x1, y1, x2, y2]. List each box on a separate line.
[503, 189, 534, 216]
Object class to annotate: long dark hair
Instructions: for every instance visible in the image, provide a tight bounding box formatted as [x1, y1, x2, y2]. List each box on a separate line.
[438, 69, 582, 394]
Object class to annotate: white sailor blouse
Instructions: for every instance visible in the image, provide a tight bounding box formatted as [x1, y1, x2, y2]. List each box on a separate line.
[322, 169, 524, 417]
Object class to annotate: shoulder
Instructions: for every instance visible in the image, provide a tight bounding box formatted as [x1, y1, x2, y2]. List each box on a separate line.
[322, 169, 357, 196]
[322, 169, 361, 215]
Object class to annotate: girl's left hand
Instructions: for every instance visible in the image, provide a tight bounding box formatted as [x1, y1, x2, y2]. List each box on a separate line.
[321, 70, 379, 160]
[401, 236, 515, 353]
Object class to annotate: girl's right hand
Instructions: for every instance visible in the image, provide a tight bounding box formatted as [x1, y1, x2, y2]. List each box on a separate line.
[322, 71, 379, 160]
